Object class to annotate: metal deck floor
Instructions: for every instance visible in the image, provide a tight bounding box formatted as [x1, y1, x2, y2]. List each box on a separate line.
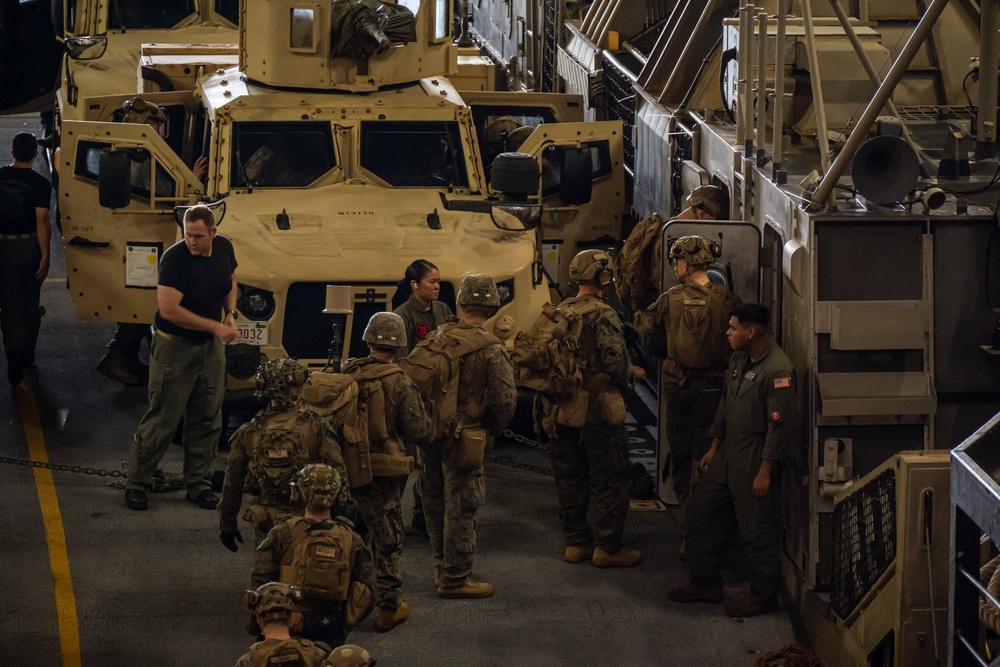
[0, 115, 796, 667]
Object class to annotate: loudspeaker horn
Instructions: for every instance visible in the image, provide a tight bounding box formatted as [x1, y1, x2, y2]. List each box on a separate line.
[850, 135, 920, 205]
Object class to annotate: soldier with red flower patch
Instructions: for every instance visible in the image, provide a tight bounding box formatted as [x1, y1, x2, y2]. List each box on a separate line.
[394, 259, 452, 535]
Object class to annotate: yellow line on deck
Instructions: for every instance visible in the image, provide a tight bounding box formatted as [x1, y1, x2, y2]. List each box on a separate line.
[14, 383, 83, 667]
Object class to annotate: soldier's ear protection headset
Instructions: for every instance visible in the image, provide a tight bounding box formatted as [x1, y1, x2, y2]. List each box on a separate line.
[667, 236, 723, 264]
[590, 252, 612, 287]
[254, 363, 308, 394]
[241, 587, 305, 610]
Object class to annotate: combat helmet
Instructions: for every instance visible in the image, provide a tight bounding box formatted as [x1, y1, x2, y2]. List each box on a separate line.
[363, 312, 406, 348]
[243, 582, 303, 623]
[327, 645, 374, 667]
[568, 249, 612, 287]
[668, 236, 722, 268]
[115, 97, 167, 125]
[255, 358, 307, 407]
[290, 463, 343, 509]
[457, 275, 500, 308]
[686, 185, 729, 219]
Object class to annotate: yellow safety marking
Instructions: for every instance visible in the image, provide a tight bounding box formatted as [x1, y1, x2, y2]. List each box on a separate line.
[14, 383, 83, 667]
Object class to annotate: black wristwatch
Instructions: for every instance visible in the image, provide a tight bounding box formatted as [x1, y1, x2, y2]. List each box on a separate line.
[225, 308, 237, 318]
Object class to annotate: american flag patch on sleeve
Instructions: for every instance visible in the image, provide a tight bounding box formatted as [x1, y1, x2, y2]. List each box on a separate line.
[773, 377, 790, 389]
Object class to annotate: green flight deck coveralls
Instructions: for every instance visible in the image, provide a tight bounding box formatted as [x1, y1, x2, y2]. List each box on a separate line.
[687, 340, 797, 604]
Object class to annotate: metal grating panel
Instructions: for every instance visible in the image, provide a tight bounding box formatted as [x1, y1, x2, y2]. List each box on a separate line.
[602, 51, 638, 179]
[541, 0, 559, 93]
[830, 468, 897, 619]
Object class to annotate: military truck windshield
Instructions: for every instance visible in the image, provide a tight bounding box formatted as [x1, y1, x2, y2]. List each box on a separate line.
[360, 121, 467, 187]
[107, 0, 195, 29]
[214, 0, 240, 25]
[230, 121, 337, 188]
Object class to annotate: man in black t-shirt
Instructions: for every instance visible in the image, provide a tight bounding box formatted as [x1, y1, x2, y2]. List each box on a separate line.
[0, 132, 51, 385]
[125, 204, 238, 511]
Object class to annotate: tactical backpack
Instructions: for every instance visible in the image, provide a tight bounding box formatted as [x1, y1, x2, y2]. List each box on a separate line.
[613, 213, 665, 318]
[665, 282, 734, 369]
[398, 323, 500, 443]
[297, 372, 372, 488]
[249, 413, 310, 502]
[343, 359, 414, 479]
[511, 298, 607, 399]
[250, 638, 317, 667]
[279, 517, 354, 602]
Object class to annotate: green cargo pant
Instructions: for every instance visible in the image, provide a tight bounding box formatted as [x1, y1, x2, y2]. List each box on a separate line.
[127, 332, 226, 497]
[354, 478, 406, 610]
[418, 442, 485, 588]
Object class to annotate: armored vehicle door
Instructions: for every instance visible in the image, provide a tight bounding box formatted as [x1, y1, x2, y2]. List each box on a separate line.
[0, 0, 62, 114]
[481, 117, 625, 290]
[60, 101, 205, 324]
[655, 219, 761, 505]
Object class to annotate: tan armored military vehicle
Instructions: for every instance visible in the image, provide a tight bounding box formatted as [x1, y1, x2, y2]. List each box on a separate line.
[54, 0, 624, 397]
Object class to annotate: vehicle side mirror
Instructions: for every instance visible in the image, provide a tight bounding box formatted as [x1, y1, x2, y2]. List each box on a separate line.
[65, 36, 108, 60]
[559, 147, 593, 205]
[98, 148, 132, 209]
[490, 204, 541, 231]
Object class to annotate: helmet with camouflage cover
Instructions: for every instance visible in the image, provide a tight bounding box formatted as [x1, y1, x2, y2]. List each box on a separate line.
[363, 312, 406, 348]
[116, 97, 167, 125]
[568, 249, 612, 287]
[327, 645, 373, 667]
[290, 463, 343, 509]
[244, 582, 304, 622]
[668, 235, 721, 268]
[457, 274, 500, 308]
[255, 358, 307, 406]
[686, 185, 728, 219]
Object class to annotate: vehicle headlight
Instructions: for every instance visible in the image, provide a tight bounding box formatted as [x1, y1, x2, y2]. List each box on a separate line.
[238, 284, 276, 321]
[496, 278, 514, 307]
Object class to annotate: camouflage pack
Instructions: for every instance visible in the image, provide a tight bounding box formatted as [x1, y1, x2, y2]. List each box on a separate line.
[511, 298, 607, 400]
[613, 213, 664, 315]
[297, 373, 372, 488]
[279, 517, 354, 602]
[343, 359, 414, 479]
[665, 282, 733, 369]
[398, 324, 500, 443]
[248, 414, 311, 502]
[249, 638, 318, 667]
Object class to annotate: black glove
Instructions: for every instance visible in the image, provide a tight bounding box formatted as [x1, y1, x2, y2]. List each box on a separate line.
[221, 530, 243, 552]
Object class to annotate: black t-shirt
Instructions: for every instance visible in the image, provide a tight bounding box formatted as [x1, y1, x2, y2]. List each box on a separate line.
[0, 165, 51, 235]
[154, 235, 238, 342]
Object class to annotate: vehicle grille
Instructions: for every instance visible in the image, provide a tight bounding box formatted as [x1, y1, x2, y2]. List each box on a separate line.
[829, 468, 897, 619]
[282, 281, 456, 362]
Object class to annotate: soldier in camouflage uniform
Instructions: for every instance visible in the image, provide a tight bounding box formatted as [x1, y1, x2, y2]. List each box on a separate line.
[235, 582, 329, 667]
[646, 236, 740, 506]
[219, 358, 348, 551]
[548, 250, 642, 568]
[342, 312, 430, 632]
[254, 464, 377, 646]
[416, 275, 516, 599]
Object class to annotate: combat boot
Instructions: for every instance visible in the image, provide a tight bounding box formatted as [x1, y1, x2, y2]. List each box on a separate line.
[592, 547, 642, 568]
[564, 544, 595, 564]
[96, 353, 143, 386]
[436, 579, 494, 599]
[374, 601, 411, 632]
[724, 594, 780, 617]
[667, 583, 723, 604]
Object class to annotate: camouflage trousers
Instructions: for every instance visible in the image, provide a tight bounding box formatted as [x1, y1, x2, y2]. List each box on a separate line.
[417, 442, 486, 587]
[662, 371, 724, 503]
[352, 478, 406, 611]
[549, 422, 630, 553]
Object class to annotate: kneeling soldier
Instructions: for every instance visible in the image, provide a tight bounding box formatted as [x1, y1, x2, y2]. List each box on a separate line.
[254, 464, 376, 647]
[236, 582, 329, 667]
